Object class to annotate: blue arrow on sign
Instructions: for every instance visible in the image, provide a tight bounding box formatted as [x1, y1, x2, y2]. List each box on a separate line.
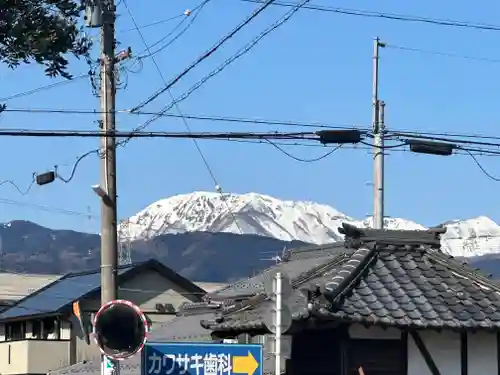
[141, 342, 263, 375]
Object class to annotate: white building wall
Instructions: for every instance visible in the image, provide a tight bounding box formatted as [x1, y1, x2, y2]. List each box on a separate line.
[468, 331, 498, 375]
[407, 330, 460, 375]
[349, 324, 499, 375]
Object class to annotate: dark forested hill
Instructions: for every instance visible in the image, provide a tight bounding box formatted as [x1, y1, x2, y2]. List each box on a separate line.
[2, 220, 500, 282]
[0, 220, 307, 281]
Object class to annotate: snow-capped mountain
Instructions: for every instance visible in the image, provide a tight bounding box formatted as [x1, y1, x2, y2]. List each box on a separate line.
[119, 192, 500, 258]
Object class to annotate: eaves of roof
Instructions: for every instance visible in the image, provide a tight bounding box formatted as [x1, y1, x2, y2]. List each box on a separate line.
[205, 224, 500, 333]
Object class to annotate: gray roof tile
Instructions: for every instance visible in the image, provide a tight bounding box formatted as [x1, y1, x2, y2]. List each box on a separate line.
[210, 242, 350, 300]
[2, 259, 205, 322]
[205, 224, 500, 333]
[0, 265, 135, 320]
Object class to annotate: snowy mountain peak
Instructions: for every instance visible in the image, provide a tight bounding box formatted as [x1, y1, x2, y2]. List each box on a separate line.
[122, 192, 352, 243]
[119, 192, 500, 258]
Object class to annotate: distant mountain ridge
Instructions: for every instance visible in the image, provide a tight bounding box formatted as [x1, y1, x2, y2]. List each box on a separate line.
[120, 192, 500, 258]
[1, 219, 500, 282]
[0, 220, 306, 281]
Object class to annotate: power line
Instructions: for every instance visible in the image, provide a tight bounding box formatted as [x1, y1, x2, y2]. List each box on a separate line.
[122, 0, 245, 235]
[0, 129, 320, 139]
[4, 127, 500, 152]
[390, 131, 500, 150]
[0, 197, 98, 218]
[119, 14, 185, 33]
[3, 131, 499, 196]
[0, 107, 367, 130]
[129, 0, 278, 113]
[385, 44, 500, 64]
[126, 0, 311, 137]
[134, 0, 210, 60]
[54, 150, 100, 183]
[265, 140, 342, 162]
[0, 176, 36, 196]
[239, 0, 500, 32]
[0, 74, 89, 102]
[462, 149, 500, 182]
[7, 105, 500, 144]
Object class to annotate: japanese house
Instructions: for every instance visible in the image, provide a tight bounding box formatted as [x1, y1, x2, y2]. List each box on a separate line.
[52, 224, 500, 375]
[0, 259, 209, 375]
[201, 223, 500, 375]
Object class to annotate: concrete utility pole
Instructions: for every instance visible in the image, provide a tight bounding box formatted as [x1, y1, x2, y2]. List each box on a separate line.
[274, 272, 282, 375]
[99, 0, 118, 364]
[372, 37, 385, 230]
[98, 0, 119, 372]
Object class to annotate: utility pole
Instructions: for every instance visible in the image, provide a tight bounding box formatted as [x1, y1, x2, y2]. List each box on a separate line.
[99, 0, 119, 373]
[274, 272, 282, 375]
[372, 37, 385, 230]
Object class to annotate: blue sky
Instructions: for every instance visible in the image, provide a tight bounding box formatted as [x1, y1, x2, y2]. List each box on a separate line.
[1, 0, 499, 233]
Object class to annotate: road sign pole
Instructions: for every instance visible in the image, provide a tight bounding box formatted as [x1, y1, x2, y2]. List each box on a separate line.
[101, 355, 115, 375]
[275, 272, 282, 375]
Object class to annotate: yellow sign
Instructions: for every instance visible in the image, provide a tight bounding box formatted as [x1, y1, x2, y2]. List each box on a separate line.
[232, 351, 259, 375]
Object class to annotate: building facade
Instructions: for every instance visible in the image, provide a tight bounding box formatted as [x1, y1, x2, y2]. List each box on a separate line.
[51, 224, 500, 375]
[0, 259, 209, 375]
[202, 224, 500, 375]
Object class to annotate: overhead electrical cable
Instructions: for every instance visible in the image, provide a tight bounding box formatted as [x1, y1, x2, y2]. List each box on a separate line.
[0, 197, 98, 218]
[385, 44, 500, 64]
[4, 107, 500, 144]
[0, 176, 36, 195]
[54, 149, 100, 183]
[239, 0, 500, 32]
[462, 149, 500, 182]
[129, 0, 278, 113]
[0, 129, 321, 139]
[125, 0, 312, 138]
[6, 131, 500, 191]
[0, 74, 89, 102]
[119, 14, 185, 33]
[0, 107, 368, 130]
[264, 140, 342, 162]
[135, 0, 211, 60]
[122, 0, 245, 235]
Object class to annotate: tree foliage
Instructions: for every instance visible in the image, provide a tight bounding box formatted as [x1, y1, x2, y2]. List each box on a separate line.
[0, 0, 92, 79]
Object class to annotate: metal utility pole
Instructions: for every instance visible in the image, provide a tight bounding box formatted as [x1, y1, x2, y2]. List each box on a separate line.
[372, 37, 385, 230]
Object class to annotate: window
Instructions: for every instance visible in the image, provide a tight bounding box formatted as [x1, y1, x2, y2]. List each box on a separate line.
[6, 322, 24, 341]
[41, 317, 57, 339]
[31, 320, 42, 339]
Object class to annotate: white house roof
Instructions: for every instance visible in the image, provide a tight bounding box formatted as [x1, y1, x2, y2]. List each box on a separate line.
[0, 272, 59, 301]
[0, 273, 225, 302]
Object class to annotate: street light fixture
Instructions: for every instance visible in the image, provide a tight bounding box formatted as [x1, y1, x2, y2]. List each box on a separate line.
[91, 184, 107, 198]
[35, 171, 56, 186]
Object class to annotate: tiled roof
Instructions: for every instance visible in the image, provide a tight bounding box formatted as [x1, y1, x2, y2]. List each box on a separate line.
[210, 242, 347, 300]
[0, 264, 136, 320]
[1, 258, 206, 321]
[204, 223, 500, 333]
